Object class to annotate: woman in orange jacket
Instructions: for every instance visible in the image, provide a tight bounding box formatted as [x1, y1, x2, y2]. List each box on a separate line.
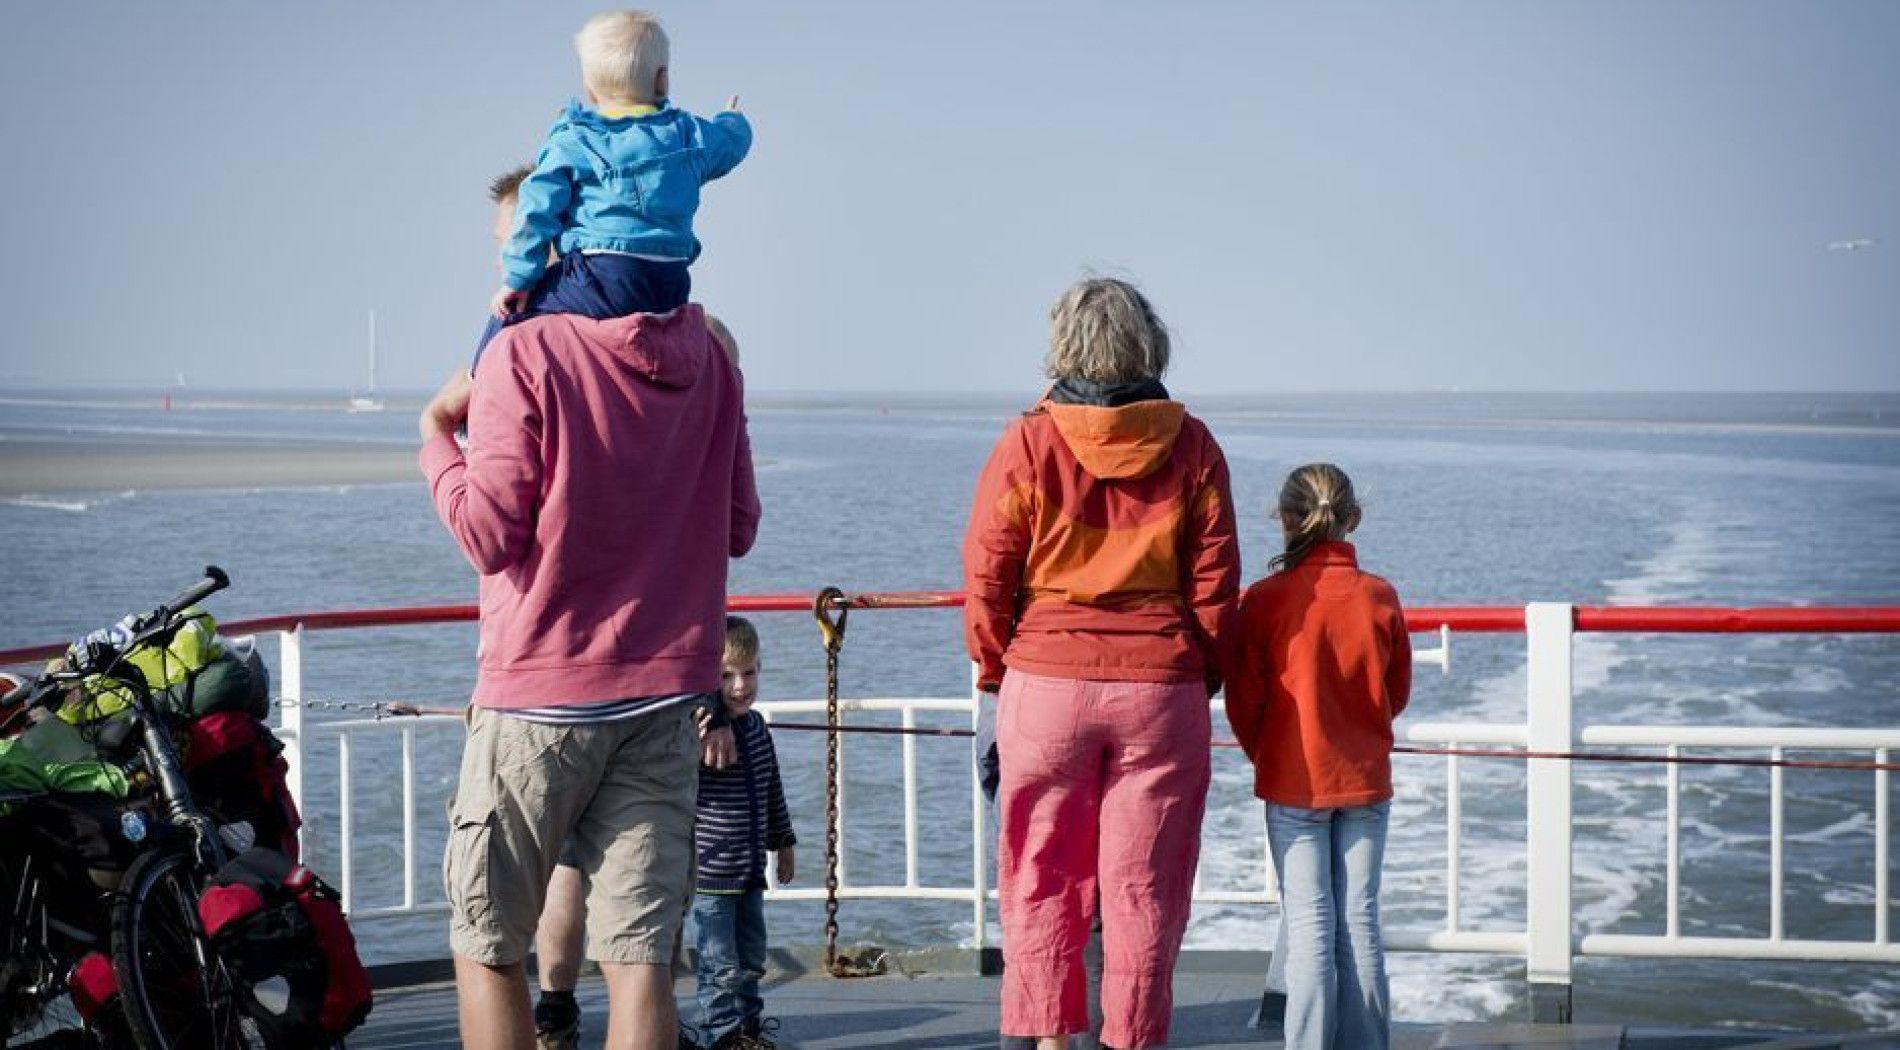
[1224, 464, 1412, 1050]
[963, 277, 1240, 1050]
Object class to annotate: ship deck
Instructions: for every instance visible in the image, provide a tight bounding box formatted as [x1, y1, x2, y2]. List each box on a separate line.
[351, 965, 1900, 1050]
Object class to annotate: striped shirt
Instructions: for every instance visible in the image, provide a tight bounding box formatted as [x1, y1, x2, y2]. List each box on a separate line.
[503, 692, 701, 725]
[696, 710, 795, 893]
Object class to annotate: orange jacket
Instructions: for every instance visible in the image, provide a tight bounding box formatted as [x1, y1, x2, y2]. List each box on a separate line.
[962, 396, 1240, 692]
[1224, 541, 1411, 808]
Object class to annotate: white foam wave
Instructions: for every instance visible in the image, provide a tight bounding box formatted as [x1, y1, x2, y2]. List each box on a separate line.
[3, 490, 138, 513]
[4, 495, 96, 512]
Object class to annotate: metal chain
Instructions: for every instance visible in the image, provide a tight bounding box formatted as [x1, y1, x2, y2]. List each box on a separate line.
[269, 697, 446, 718]
[812, 586, 849, 975]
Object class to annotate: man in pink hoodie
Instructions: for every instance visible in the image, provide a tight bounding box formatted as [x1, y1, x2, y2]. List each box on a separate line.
[420, 302, 760, 1050]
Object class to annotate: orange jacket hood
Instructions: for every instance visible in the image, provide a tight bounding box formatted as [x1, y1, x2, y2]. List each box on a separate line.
[1041, 399, 1186, 480]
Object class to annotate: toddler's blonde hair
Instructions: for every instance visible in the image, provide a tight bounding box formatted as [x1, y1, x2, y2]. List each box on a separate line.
[576, 10, 670, 105]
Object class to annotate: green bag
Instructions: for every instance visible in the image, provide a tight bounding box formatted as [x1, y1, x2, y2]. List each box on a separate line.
[59, 611, 271, 724]
[0, 736, 129, 817]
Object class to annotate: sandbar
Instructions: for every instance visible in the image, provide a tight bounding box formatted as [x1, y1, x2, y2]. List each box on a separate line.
[0, 439, 421, 497]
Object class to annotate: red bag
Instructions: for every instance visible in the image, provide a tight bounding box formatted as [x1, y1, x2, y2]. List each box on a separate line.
[184, 712, 302, 862]
[68, 951, 117, 1021]
[68, 951, 134, 1045]
[197, 848, 371, 1047]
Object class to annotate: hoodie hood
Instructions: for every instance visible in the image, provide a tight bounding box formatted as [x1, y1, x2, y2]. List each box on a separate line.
[1041, 396, 1186, 480]
[598, 304, 710, 390]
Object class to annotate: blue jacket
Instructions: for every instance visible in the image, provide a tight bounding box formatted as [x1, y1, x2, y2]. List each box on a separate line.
[502, 101, 752, 291]
[696, 710, 795, 893]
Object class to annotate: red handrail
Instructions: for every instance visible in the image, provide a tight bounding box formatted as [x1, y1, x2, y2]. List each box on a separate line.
[1573, 606, 1900, 633]
[1, 594, 1895, 667]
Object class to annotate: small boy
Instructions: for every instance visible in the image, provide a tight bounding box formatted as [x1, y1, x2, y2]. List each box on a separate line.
[692, 616, 794, 1050]
[475, 9, 752, 371]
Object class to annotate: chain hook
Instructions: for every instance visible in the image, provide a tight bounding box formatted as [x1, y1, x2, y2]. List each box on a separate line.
[813, 586, 849, 654]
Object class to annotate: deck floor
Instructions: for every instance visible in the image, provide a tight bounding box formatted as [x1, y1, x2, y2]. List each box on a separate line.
[350, 971, 1900, 1050]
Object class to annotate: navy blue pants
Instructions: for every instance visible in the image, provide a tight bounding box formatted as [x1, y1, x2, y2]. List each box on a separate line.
[472, 252, 690, 372]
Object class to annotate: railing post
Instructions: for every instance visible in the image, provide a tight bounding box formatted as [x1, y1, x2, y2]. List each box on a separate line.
[277, 626, 305, 821]
[1524, 602, 1574, 1023]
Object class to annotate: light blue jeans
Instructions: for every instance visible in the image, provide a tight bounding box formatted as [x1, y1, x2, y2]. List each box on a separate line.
[692, 890, 767, 1046]
[1266, 802, 1391, 1050]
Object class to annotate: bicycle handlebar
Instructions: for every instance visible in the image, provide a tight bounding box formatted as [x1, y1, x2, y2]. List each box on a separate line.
[142, 566, 230, 635]
[178, 565, 229, 611]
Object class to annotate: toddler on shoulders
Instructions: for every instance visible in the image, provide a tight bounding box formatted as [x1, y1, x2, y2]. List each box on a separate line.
[475, 9, 751, 371]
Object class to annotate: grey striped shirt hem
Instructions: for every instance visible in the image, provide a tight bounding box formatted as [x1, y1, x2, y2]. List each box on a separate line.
[501, 692, 702, 725]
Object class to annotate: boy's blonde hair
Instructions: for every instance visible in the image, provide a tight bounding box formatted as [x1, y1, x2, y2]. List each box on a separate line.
[1044, 277, 1171, 386]
[576, 10, 670, 105]
[724, 615, 760, 667]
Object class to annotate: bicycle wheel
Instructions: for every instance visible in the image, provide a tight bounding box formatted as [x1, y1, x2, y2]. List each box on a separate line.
[109, 848, 257, 1050]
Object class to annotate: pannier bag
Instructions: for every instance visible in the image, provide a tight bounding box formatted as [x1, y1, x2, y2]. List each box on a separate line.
[183, 711, 303, 862]
[196, 848, 372, 1047]
[68, 951, 135, 1044]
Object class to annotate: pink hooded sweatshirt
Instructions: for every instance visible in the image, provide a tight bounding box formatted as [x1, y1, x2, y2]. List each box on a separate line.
[420, 305, 759, 708]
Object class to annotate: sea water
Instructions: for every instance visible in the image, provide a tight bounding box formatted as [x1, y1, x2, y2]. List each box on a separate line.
[1, 391, 1896, 1029]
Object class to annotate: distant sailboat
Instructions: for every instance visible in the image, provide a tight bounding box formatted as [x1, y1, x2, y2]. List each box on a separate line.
[348, 310, 386, 413]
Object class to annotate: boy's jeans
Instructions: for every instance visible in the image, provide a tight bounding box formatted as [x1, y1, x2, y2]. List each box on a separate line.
[692, 889, 767, 1046]
[1265, 802, 1391, 1050]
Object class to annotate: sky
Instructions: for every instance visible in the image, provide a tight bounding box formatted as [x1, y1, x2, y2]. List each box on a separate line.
[0, 1, 1895, 395]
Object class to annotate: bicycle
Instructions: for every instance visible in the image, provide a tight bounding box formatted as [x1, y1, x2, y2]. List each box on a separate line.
[2, 567, 262, 1050]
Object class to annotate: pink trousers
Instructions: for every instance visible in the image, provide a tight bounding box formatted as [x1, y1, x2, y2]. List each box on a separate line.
[997, 671, 1211, 1049]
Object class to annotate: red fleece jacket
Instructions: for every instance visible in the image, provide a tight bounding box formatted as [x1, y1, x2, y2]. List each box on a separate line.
[1224, 541, 1411, 808]
[421, 306, 759, 707]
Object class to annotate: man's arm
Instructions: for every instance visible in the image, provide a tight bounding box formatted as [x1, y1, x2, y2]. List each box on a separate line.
[417, 354, 543, 575]
[729, 389, 760, 558]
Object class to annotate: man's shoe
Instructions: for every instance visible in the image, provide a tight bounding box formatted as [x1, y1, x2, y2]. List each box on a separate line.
[533, 992, 581, 1050]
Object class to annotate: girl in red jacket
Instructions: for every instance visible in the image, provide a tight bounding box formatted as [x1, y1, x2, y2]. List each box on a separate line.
[1224, 464, 1411, 1050]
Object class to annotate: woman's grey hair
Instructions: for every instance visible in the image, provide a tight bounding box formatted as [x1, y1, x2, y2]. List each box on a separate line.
[1044, 277, 1171, 385]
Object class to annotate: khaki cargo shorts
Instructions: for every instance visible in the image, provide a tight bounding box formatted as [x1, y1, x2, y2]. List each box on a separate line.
[444, 702, 699, 966]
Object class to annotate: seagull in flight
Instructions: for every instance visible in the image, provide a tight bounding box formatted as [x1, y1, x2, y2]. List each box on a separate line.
[1827, 238, 1877, 251]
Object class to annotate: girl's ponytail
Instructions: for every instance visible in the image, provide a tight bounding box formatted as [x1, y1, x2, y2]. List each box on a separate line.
[1270, 463, 1360, 572]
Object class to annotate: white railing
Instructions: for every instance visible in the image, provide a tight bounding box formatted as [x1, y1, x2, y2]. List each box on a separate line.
[260, 601, 1899, 1021]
